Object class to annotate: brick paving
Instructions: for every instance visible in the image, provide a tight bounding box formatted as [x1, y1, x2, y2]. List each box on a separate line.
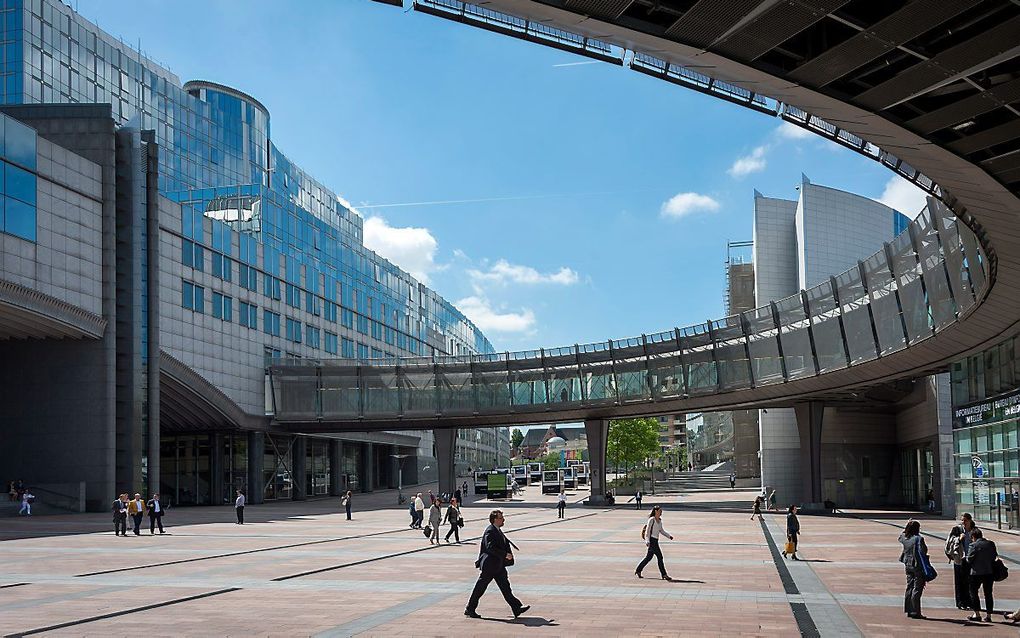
[4, 486, 1020, 636]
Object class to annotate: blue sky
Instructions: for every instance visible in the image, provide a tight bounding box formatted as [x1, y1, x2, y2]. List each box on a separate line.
[86, 0, 927, 358]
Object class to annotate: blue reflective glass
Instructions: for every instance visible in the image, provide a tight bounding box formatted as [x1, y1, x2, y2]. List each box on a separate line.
[2, 116, 36, 170]
[2, 196, 35, 241]
[4, 162, 35, 205]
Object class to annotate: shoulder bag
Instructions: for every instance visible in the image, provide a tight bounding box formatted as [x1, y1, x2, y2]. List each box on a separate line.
[916, 538, 938, 582]
[994, 558, 1009, 582]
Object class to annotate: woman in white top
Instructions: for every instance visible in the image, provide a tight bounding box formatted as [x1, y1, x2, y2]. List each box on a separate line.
[635, 505, 674, 580]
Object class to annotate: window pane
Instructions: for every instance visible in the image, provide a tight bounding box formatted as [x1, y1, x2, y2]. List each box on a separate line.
[3, 116, 37, 169]
[3, 196, 35, 241]
[4, 162, 36, 205]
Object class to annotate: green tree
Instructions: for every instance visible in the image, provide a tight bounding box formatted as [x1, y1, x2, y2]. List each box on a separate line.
[607, 418, 661, 478]
[539, 451, 561, 471]
[510, 428, 524, 450]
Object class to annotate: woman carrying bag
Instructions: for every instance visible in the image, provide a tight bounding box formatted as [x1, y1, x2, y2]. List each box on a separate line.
[899, 519, 936, 620]
[444, 497, 462, 543]
[783, 505, 800, 560]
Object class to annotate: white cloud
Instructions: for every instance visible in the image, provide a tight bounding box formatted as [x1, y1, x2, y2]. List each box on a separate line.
[362, 216, 439, 284]
[878, 176, 929, 218]
[728, 145, 768, 177]
[469, 259, 579, 287]
[456, 296, 536, 333]
[776, 122, 814, 140]
[659, 192, 721, 219]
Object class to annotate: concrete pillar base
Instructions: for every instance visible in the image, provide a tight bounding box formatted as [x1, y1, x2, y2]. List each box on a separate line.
[435, 428, 457, 496]
[585, 418, 609, 502]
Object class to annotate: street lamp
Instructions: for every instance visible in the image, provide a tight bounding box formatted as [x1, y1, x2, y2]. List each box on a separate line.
[390, 454, 412, 504]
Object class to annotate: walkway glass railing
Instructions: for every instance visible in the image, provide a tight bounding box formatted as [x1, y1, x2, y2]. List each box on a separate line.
[269, 198, 987, 421]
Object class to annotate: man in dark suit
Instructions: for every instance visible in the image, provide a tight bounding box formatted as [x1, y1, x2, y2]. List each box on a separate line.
[147, 493, 166, 534]
[464, 509, 530, 619]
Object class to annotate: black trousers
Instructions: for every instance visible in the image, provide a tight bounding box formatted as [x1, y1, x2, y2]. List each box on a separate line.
[345, 505, 352, 520]
[114, 514, 127, 536]
[904, 570, 925, 615]
[557, 503, 565, 518]
[236, 506, 244, 524]
[149, 513, 164, 533]
[131, 513, 143, 535]
[635, 499, 642, 510]
[953, 562, 970, 607]
[970, 573, 994, 615]
[445, 522, 460, 542]
[637, 537, 667, 577]
[466, 567, 522, 614]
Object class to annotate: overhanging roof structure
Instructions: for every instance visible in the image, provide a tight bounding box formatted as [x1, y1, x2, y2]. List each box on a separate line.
[269, 0, 1020, 431]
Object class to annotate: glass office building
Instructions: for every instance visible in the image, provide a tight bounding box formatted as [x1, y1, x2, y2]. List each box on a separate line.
[0, 0, 499, 505]
[950, 336, 1020, 525]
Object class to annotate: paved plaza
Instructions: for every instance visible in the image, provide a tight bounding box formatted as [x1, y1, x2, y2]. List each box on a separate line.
[3, 488, 1020, 637]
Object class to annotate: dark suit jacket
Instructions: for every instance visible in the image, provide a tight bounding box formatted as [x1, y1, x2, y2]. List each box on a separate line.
[967, 538, 998, 576]
[146, 499, 164, 517]
[476, 523, 511, 574]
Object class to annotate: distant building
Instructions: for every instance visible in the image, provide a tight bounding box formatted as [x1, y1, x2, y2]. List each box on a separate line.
[519, 425, 587, 460]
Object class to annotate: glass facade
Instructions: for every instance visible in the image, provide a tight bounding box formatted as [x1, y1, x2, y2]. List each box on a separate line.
[0, 111, 36, 241]
[272, 199, 987, 422]
[951, 336, 1020, 524]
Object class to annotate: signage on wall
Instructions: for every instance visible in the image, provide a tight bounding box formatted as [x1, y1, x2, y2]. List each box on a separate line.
[973, 455, 985, 478]
[953, 387, 1020, 429]
[975, 481, 990, 505]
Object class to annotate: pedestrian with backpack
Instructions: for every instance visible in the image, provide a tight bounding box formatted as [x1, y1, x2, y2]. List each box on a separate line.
[899, 519, 935, 620]
[635, 505, 674, 580]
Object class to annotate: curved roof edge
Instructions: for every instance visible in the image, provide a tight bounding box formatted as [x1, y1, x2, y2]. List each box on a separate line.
[182, 80, 270, 120]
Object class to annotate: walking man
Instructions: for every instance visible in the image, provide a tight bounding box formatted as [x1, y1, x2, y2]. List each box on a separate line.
[635, 490, 643, 510]
[464, 509, 530, 619]
[235, 489, 246, 524]
[557, 491, 566, 519]
[413, 492, 425, 529]
[18, 489, 33, 516]
[146, 493, 166, 534]
[113, 493, 128, 536]
[729, 472, 736, 489]
[128, 493, 146, 535]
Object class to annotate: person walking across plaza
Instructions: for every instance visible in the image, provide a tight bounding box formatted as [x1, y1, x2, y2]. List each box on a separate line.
[751, 495, 763, 521]
[464, 509, 529, 619]
[413, 492, 425, 529]
[112, 493, 128, 536]
[18, 488, 34, 516]
[899, 519, 933, 620]
[635, 505, 674, 580]
[945, 512, 976, 609]
[966, 527, 998, 623]
[234, 489, 246, 525]
[557, 491, 566, 519]
[927, 488, 936, 513]
[128, 492, 146, 535]
[729, 472, 736, 489]
[783, 505, 800, 559]
[444, 497, 462, 543]
[146, 493, 166, 534]
[634, 490, 642, 510]
[768, 488, 778, 512]
[427, 497, 443, 544]
[341, 490, 353, 521]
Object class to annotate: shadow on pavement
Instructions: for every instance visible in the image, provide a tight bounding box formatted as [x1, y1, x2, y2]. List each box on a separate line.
[485, 616, 559, 627]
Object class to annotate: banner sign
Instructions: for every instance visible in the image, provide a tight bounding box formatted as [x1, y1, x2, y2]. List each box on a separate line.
[953, 387, 1020, 429]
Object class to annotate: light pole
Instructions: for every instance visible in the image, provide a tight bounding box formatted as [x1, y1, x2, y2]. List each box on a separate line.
[390, 454, 412, 504]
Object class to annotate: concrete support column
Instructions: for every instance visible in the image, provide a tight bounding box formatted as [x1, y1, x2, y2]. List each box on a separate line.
[363, 442, 374, 493]
[292, 436, 307, 500]
[435, 428, 458, 496]
[389, 445, 400, 489]
[794, 402, 825, 504]
[584, 419, 610, 505]
[247, 431, 265, 505]
[210, 433, 223, 506]
[329, 439, 342, 496]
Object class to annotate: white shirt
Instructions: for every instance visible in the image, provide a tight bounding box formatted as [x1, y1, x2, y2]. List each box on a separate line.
[134, 499, 144, 511]
[646, 517, 672, 540]
[558, 493, 566, 504]
[414, 497, 424, 511]
[235, 494, 245, 508]
[152, 500, 161, 513]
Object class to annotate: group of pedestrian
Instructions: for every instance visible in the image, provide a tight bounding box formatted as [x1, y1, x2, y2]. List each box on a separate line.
[112, 492, 167, 536]
[409, 492, 425, 528]
[900, 514, 1010, 622]
[8, 479, 33, 516]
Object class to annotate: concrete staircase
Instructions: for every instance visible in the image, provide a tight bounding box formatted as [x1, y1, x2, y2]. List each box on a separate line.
[655, 470, 745, 492]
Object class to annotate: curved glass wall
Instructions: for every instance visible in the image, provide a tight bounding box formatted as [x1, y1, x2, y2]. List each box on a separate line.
[271, 198, 988, 421]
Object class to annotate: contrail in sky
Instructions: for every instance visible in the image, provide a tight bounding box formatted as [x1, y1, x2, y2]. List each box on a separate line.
[552, 60, 600, 68]
[358, 189, 652, 209]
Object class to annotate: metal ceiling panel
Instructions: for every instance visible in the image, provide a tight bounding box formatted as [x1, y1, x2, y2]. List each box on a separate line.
[906, 77, 1020, 135]
[713, 0, 849, 62]
[856, 16, 1020, 111]
[947, 120, 1020, 156]
[663, 0, 763, 49]
[563, 0, 634, 20]
[788, 0, 983, 87]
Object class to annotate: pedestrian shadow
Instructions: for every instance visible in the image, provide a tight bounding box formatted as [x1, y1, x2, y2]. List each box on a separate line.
[664, 579, 705, 584]
[484, 616, 559, 627]
[794, 559, 830, 563]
